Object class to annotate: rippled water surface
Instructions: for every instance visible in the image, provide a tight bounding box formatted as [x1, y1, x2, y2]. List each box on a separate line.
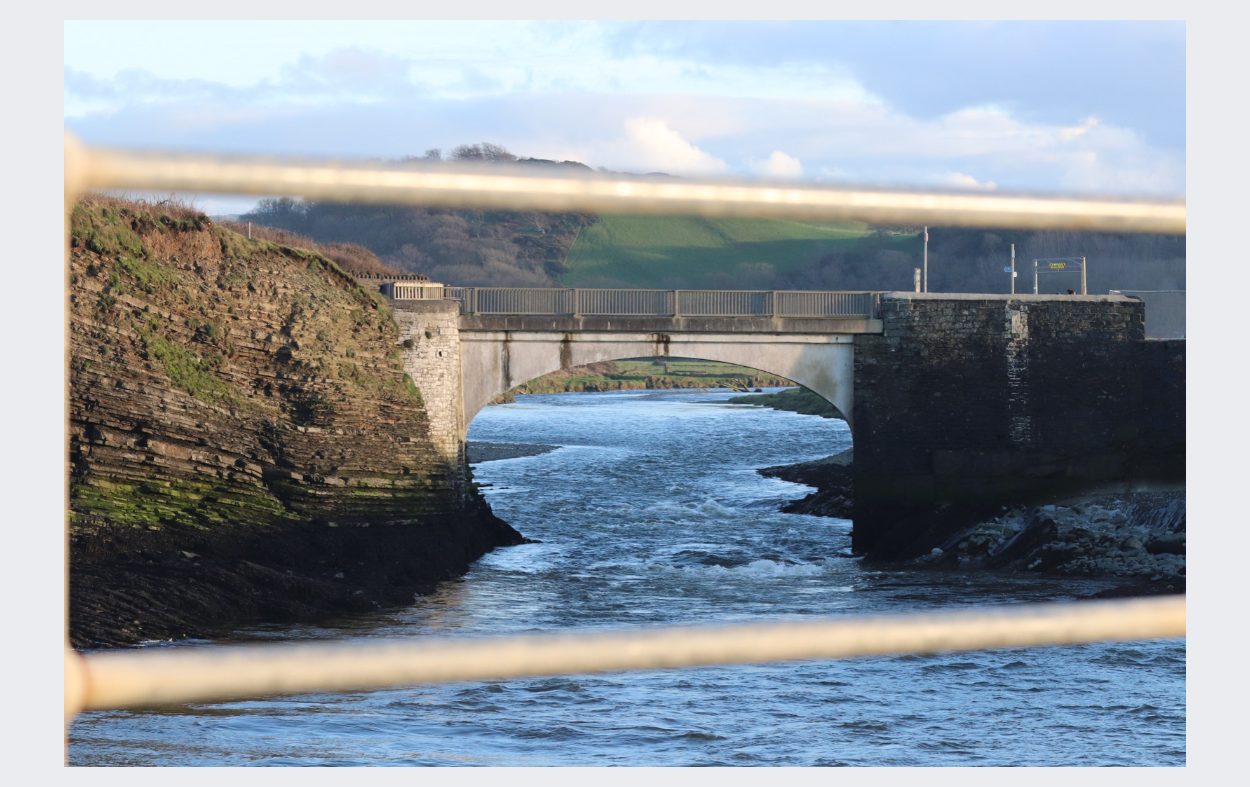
[70, 389, 1186, 766]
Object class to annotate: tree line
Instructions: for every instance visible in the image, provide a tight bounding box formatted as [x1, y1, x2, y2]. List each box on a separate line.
[242, 143, 597, 286]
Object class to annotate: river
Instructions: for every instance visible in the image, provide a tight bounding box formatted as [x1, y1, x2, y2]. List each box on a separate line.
[68, 388, 1186, 766]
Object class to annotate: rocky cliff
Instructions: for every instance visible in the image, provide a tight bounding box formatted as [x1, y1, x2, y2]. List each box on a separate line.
[68, 196, 522, 647]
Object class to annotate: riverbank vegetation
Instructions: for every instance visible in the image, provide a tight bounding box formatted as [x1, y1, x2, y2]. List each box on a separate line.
[492, 358, 793, 402]
[728, 387, 842, 419]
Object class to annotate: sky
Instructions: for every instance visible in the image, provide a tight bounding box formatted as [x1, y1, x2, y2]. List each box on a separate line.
[64, 20, 1186, 215]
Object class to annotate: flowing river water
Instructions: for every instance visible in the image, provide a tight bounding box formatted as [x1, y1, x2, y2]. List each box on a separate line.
[69, 388, 1186, 766]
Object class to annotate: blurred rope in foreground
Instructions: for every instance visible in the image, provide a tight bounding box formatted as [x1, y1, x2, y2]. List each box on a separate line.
[65, 137, 1185, 234]
[65, 596, 1185, 717]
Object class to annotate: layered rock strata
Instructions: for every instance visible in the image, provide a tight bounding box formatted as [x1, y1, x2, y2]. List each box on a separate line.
[68, 198, 521, 647]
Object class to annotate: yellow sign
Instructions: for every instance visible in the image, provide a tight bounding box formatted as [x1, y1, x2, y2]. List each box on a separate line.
[1049, 262, 1067, 269]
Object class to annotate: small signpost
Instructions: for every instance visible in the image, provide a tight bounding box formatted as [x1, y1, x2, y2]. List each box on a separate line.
[1031, 256, 1087, 294]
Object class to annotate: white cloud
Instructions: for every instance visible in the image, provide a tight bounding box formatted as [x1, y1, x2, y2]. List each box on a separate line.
[1059, 117, 1100, 142]
[755, 151, 803, 179]
[616, 117, 727, 175]
[64, 60, 1184, 196]
[945, 172, 998, 191]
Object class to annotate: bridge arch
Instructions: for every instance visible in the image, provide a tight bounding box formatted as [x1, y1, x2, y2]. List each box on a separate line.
[458, 331, 855, 433]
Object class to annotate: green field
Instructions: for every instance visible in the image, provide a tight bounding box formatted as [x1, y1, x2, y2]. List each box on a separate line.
[493, 358, 794, 402]
[562, 215, 918, 288]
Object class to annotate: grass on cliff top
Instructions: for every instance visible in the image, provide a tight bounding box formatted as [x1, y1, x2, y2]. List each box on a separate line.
[561, 215, 882, 288]
[728, 386, 844, 419]
[73, 195, 420, 411]
[71, 194, 208, 259]
[218, 220, 400, 277]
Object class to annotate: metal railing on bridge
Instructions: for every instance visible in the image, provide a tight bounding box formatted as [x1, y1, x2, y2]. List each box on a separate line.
[407, 286, 881, 319]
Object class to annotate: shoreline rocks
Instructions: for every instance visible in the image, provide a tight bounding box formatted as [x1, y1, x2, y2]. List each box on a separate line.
[762, 446, 1184, 591]
[911, 491, 1185, 591]
[757, 449, 853, 519]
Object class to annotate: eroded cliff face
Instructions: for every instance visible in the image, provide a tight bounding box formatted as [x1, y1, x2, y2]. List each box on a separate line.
[68, 197, 521, 647]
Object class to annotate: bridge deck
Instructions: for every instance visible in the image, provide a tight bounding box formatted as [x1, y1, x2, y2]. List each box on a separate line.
[388, 287, 884, 333]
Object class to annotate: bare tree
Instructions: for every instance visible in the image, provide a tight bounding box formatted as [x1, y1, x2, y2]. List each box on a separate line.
[450, 142, 517, 162]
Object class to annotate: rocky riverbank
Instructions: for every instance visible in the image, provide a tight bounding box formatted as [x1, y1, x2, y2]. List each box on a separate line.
[761, 448, 1184, 591]
[69, 196, 524, 647]
[910, 490, 1185, 593]
[729, 387, 843, 419]
[758, 449, 853, 518]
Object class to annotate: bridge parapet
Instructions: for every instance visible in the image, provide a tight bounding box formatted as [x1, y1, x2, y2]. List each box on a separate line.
[459, 313, 883, 335]
[393, 286, 881, 321]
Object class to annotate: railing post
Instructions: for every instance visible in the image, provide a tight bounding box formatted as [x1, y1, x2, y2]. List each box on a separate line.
[769, 291, 777, 318]
[672, 290, 680, 317]
[568, 288, 580, 317]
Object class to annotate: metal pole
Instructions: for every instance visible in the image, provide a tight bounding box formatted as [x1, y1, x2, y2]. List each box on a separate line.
[1081, 256, 1087, 295]
[1010, 243, 1016, 295]
[70, 137, 1188, 234]
[923, 226, 929, 292]
[1033, 260, 1039, 294]
[247, 221, 251, 239]
[914, 268, 921, 292]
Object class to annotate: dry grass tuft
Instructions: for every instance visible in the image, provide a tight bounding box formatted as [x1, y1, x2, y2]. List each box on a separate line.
[78, 192, 206, 223]
[218, 221, 400, 276]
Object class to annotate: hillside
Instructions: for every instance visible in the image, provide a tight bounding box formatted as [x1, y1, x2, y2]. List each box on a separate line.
[562, 215, 915, 289]
[238, 142, 1184, 294]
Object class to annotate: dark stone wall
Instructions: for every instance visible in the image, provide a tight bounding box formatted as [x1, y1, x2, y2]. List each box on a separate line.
[851, 293, 1184, 559]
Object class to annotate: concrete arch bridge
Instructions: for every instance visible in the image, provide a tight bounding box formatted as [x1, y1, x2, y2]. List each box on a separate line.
[386, 287, 1182, 558]
[390, 288, 882, 446]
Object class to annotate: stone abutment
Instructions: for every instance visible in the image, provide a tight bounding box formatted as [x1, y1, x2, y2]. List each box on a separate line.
[850, 293, 1184, 559]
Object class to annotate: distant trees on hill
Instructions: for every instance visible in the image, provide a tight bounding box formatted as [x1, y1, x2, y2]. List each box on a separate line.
[242, 143, 597, 286]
